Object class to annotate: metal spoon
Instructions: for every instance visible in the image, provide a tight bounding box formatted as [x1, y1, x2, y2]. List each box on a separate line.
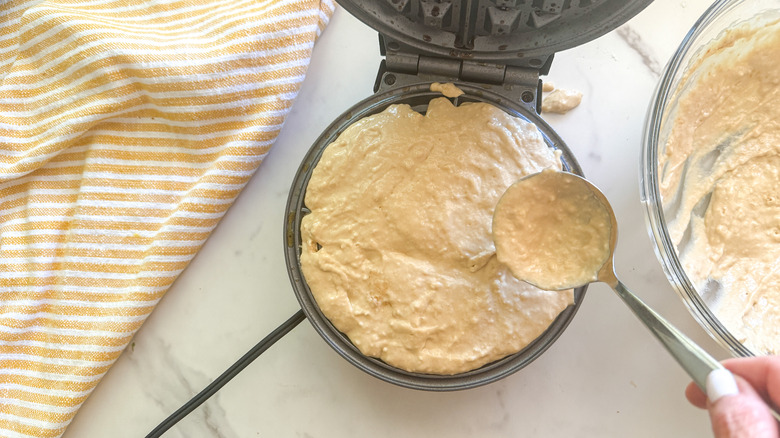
[492, 169, 737, 402]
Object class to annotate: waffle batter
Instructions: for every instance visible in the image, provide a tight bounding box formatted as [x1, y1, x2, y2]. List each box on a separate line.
[300, 96, 574, 374]
[659, 17, 780, 354]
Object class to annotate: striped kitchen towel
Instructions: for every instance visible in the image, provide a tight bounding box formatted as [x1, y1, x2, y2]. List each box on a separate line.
[0, 0, 335, 436]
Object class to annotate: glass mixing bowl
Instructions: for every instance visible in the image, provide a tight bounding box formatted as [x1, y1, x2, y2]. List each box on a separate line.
[641, 0, 780, 358]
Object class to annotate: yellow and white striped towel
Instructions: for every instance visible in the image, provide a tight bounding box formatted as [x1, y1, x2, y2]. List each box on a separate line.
[0, 0, 334, 436]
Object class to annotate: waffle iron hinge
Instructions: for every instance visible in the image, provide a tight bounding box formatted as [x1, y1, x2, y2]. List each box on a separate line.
[374, 49, 552, 114]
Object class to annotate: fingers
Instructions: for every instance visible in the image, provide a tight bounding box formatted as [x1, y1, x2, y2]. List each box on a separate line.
[721, 356, 780, 404]
[684, 359, 780, 438]
[687, 357, 780, 408]
[686, 376, 778, 437]
[685, 368, 738, 409]
[685, 380, 707, 409]
[707, 376, 779, 438]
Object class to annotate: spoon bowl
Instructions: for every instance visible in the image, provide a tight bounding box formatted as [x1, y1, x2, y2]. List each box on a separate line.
[494, 168, 615, 291]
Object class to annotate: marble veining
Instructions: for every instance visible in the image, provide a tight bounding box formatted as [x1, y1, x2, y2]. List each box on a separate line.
[616, 24, 663, 76]
[127, 337, 236, 438]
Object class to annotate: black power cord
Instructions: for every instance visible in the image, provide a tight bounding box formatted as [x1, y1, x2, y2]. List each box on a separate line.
[146, 309, 306, 437]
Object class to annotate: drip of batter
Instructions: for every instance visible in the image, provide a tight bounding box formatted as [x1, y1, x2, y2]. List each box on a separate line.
[542, 88, 583, 114]
[300, 96, 574, 374]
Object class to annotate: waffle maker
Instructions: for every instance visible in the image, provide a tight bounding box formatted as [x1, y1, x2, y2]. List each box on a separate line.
[283, 0, 653, 390]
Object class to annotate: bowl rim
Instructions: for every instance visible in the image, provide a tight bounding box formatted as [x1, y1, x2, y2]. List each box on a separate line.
[283, 81, 588, 390]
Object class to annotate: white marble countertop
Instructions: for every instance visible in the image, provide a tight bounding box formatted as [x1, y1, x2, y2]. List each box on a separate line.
[63, 1, 731, 436]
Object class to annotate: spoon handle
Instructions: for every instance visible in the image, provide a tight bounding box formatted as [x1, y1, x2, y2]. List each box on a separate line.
[612, 281, 780, 422]
[611, 280, 722, 391]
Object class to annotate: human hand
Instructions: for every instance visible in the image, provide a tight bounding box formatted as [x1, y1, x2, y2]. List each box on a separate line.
[686, 356, 780, 437]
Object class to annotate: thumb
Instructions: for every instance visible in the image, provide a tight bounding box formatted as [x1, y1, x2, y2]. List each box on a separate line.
[707, 376, 779, 438]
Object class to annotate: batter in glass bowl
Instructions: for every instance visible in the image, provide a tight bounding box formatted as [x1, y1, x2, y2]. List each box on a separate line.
[659, 18, 780, 354]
